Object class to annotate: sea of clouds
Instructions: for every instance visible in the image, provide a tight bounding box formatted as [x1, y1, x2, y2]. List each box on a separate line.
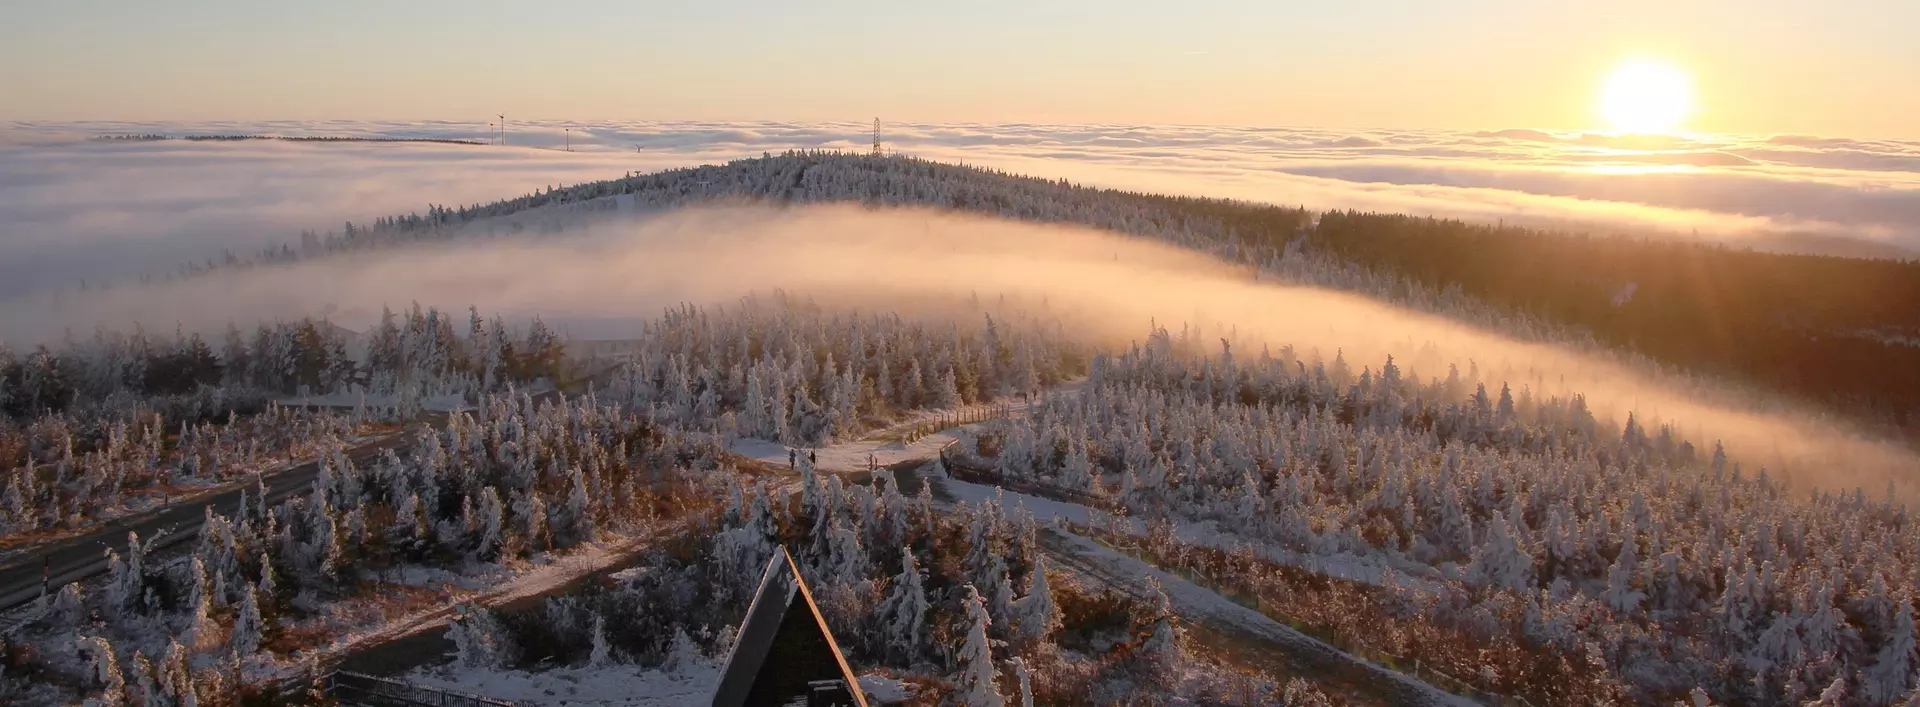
[2, 119, 1917, 298]
[4, 120, 1916, 493]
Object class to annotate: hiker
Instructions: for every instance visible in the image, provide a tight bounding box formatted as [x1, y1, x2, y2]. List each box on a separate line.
[789, 449, 796, 469]
[809, 450, 817, 466]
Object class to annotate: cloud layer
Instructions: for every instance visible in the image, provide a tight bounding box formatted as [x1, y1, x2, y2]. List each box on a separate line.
[2, 119, 1917, 300]
[9, 203, 1911, 498]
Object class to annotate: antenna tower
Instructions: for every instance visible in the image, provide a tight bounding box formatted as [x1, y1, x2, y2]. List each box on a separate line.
[871, 118, 882, 157]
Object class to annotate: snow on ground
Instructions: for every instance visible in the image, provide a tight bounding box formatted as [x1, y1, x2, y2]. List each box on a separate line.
[406, 662, 720, 706]
[857, 674, 916, 704]
[1041, 528, 1478, 707]
[943, 477, 1102, 528]
[940, 476, 1450, 594]
[934, 476, 1474, 704]
[729, 430, 962, 474]
[727, 388, 1075, 473]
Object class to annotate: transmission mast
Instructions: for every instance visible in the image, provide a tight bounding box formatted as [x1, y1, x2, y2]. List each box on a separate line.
[872, 117, 882, 157]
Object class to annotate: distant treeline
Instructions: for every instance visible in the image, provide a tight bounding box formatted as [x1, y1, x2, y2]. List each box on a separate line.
[1307, 211, 1920, 431]
[91, 133, 486, 146]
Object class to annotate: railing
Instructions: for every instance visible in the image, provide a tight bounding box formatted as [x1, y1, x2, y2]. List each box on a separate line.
[325, 670, 520, 707]
[898, 402, 1016, 445]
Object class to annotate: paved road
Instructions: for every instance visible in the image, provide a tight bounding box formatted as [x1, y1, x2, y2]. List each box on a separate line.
[0, 385, 587, 616]
[0, 425, 419, 614]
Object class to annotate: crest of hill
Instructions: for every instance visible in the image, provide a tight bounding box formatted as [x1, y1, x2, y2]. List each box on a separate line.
[122, 150, 1915, 439]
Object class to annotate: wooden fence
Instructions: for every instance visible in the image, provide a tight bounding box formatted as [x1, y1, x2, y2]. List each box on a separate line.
[898, 402, 1016, 445]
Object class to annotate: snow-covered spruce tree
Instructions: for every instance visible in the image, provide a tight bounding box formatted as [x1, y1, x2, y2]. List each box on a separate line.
[1011, 555, 1061, 643]
[447, 603, 515, 669]
[52, 582, 87, 629]
[182, 556, 217, 650]
[1468, 510, 1534, 593]
[1137, 579, 1185, 691]
[1012, 657, 1034, 707]
[75, 635, 126, 706]
[104, 531, 146, 622]
[231, 585, 263, 656]
[663, 626, 704, 673]
[589, 612, 612, 668]
[1864, 602, 1920, 704]
[955, 584, 1004, 707]
[877, 549, 931, 662]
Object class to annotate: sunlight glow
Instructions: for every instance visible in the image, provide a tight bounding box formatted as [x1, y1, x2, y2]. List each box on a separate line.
[1601, 59, 1694, 134]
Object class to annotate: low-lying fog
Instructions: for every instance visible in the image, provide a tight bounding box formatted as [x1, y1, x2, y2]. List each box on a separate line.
[3, 203, 1913, 498]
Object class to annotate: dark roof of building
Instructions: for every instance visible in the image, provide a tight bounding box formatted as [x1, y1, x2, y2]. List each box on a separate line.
[711, 546, 870, 707]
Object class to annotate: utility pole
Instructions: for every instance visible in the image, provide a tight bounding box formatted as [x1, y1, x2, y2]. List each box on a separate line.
[871, 117, 882, 157]
[498, 114, 506, 146]
[488, 121, 495, 145]
[565, 127, 571, 152]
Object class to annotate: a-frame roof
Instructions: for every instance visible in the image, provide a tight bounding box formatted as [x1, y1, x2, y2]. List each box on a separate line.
[712, 546, 871, 707]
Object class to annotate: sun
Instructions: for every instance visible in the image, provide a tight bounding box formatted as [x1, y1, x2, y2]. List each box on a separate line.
[1600, 59, 1694, 134]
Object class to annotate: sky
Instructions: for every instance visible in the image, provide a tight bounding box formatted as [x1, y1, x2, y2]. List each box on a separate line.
[2, 0, 1916, 138]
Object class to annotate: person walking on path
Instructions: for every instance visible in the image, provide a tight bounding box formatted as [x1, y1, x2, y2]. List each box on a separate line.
[789, 449, 796, 469]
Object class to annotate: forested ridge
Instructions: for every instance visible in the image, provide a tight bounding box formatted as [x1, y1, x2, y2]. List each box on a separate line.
[135, 151, 1915, 435]
[1310, 212, 1920, 433]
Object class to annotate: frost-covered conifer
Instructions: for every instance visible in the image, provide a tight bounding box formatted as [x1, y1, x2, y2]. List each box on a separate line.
[664, 626, 703, 673]
[183, 557, 216, 650]
[1139, 579, 1185, 689]
[1012, 657, 1034, 707]
[878, 550, 930, 661]
[1864, 602, 1919, 704]
[1012, 555, 1061, 642]
[588, 612, 612, 668]
[232, 585, 263, 656]
[53, 582, 86, 629]
[956, 584, 1004, 707]
[1469, 510, 1533, 592]
[1603, 538, 1645, 615]
[256, 551, 277, 599]
[76, 635, 125, 706]
[447, 603, 514, 669]
[476, 487, 505, 560]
